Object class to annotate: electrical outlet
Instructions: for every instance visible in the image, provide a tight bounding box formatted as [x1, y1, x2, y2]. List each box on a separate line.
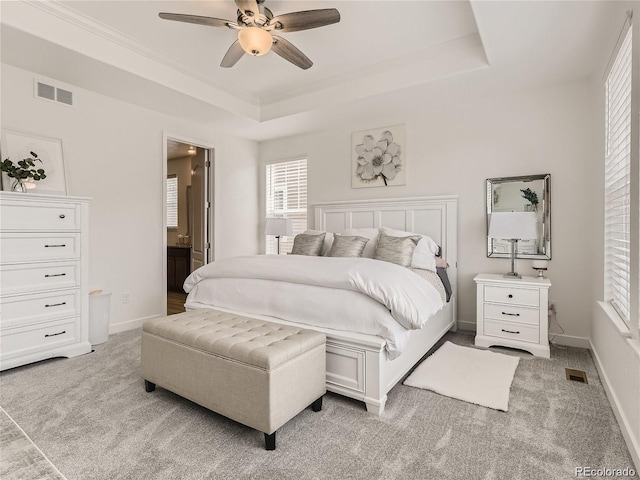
[122, 292, 131, 304]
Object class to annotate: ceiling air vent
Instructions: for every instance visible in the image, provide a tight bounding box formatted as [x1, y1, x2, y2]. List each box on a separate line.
[35, 80, 73, 106]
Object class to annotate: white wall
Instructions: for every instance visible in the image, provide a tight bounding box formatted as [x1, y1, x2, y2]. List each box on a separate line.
[260, 79, 593, 342]
[1, 64, 260, 331]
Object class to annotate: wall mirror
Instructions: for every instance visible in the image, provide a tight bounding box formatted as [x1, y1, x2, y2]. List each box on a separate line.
[487, 174, 551, 259]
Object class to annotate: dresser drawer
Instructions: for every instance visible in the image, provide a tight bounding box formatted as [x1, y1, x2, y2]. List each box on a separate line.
[484, 319, 539, 344]
[0, 233, 80, 263]
[0, 261, 81, 296]
[1, 290, 81, 329]
[484, 303, 539, 325]
[1, 319, 78, 360]
[484, 285, 539, 307]
[0, 200, 80, 231]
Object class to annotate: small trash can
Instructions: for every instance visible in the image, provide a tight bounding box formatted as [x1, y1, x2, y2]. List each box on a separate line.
[89, 290, 111, 345]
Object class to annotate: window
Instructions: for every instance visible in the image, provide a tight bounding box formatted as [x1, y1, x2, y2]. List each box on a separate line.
[265, 158, 307, 254]
[166, 174, 178, 229]
[604, 25, 632, 329]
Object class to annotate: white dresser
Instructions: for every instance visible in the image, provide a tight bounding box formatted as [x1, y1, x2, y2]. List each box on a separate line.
[474, 273, 551, 358]
[0, 192, 92, 370]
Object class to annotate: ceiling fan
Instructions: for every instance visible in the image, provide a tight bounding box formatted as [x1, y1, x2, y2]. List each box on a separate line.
[159, 0, 340, 70]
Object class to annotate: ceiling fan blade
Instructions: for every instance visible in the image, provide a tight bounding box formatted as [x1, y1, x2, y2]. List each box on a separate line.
[159, 13, 231, 28]
[220, 40, 245, 68]
[235, 0, 260, 19]
[271, 35, 312, 70]
[270, 9, 340, 33]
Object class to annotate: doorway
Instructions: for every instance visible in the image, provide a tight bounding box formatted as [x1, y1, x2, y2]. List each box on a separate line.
[165, 137, 214, 315]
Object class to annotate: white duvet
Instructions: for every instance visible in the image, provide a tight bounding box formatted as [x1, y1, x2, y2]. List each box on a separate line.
[183, 255, 444, 359]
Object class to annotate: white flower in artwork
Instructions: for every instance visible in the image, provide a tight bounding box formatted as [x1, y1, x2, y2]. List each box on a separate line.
[355, 130, 402, 186]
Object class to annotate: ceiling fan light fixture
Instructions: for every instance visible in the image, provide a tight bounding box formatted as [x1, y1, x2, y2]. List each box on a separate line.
[238, 26, 272, 56]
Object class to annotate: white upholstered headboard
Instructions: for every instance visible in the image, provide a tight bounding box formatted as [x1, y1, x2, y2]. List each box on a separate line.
[314, 195, 458, 296]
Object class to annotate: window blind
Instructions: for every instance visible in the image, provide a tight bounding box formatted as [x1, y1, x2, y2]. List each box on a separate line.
[265, 159, 307, 254]
[167, 175, 178, 229]
[604, 26, 632, 327]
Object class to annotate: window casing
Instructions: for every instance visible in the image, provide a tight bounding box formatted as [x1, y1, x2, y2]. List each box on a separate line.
[265, 159, 307, 254]
[604, 26, 633, 329]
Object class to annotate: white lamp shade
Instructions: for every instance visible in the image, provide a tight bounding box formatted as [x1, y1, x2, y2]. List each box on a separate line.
[265, 218, 293, 236]
[238, 27, 273, 56]
[488, 212, 537, 239]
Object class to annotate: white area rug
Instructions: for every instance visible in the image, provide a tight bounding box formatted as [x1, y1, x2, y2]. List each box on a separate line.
[404, 341, 520, 411]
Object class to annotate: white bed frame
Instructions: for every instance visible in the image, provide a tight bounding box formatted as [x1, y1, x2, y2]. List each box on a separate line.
[312, 196, 458, 414]
[190, 196, 458, 414]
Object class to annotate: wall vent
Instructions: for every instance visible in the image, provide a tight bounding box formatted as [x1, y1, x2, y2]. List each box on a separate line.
[35, 81, 74, 106]
[565, 368, 588, 384]
[56, 88, 73, 106]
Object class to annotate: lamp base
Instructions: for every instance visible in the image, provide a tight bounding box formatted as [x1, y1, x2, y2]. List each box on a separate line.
[532, 267, 547, 279]
[503, 272, 522, 279]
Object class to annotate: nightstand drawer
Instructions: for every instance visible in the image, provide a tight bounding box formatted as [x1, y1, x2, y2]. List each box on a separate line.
[484, 285, 539, 307]
[484, 303, 539, 325]
[484, 319, 539, 344]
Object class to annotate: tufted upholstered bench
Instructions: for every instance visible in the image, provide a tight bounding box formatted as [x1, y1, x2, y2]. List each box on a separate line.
[140, 309, 326, 450]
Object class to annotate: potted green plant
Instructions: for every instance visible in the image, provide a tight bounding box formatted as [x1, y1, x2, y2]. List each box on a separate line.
[0, 152, 46, 192]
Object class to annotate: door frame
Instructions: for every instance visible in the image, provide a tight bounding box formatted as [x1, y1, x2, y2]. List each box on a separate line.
[162, 132, 216, 314]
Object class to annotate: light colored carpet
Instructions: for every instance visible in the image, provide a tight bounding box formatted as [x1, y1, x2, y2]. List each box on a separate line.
[0, 407, 66, 480]
[0, 330, 637, 480]
[404, 341, 520, 411]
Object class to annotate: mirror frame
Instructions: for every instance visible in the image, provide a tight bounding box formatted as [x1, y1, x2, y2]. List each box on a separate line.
[486, 173, 551, 260]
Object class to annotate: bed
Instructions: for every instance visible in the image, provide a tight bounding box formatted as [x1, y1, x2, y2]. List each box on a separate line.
[184, 196, 458, 414]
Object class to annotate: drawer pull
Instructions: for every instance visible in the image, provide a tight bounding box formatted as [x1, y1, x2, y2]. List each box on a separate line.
[44, 244, 66, 248]
[501, 312, 520, 316]
[59, 214, 66, 219]
[508, 294, 513, 298]
[45, 330, 66, 338]
[45, 302, 67, 308]
[501, 328, 520, 335]
[45, 273, 67, 278]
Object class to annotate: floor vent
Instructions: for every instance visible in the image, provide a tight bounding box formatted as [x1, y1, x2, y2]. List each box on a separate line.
[35, 81, 74, 106]
[565, 368, 588, 384]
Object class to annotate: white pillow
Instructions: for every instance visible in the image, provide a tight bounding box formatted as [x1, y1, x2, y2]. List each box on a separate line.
[342, 228, 380, 258]
[304, 230, 334, 256]
[380, 227, 438, 271]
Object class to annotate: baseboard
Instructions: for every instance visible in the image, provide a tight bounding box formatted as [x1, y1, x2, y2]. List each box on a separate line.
[109, 314, 163, 335]
[590, 340, 640, 472]
[549, 334, 590, 349]
[456, 320, 476, 333]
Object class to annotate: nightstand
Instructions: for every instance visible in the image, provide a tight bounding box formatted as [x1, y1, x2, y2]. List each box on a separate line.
[474, 273, 551, 358]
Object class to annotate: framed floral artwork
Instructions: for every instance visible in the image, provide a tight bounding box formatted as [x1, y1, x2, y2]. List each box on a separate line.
[352, 124, 405, 188]
[1, 129, 68, 195]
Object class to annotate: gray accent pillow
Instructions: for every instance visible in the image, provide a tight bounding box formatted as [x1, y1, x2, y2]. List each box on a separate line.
[374, 231, 421, 267]
[327, 234, 369, 258]
[291, 233, 326, 256]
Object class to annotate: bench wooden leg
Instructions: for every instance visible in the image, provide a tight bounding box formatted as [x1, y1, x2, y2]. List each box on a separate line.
[264, 432, 276, 451]
[144, 380, 156, 392]
[311, 396, 323, 412]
